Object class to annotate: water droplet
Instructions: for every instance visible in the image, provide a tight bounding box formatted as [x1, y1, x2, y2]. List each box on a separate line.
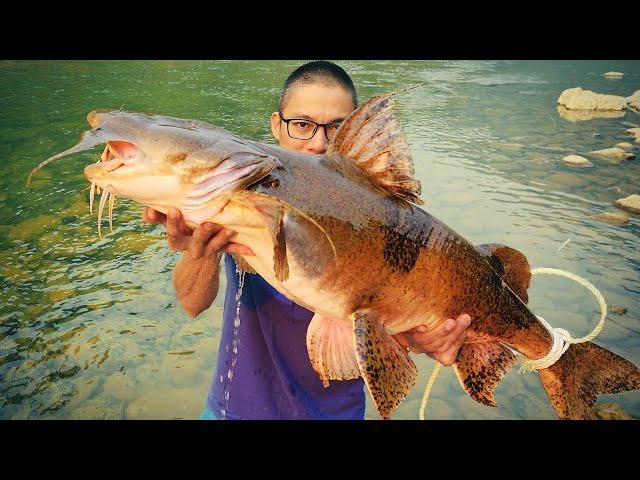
[222, 267, 245, 418]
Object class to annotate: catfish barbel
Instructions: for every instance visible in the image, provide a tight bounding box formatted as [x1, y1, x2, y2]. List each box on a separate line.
[29, 93, 640, 419]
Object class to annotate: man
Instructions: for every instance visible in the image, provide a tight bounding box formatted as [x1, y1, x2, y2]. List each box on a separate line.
[143, 61, 471, 419]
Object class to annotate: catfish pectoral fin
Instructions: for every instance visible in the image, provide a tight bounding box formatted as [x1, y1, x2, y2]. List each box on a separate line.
[248, 195, 289, 282]
[538, 342, 640, 419]
[453, 342, 516, 408]
[306, 313, 361, 388]
[352, 311, 417, 420]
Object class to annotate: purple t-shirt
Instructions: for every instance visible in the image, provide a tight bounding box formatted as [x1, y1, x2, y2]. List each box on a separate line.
[206, 254, 365, 419]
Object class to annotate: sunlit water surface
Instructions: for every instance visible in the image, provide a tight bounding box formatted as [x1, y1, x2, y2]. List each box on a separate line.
[1, 60, 638, 419]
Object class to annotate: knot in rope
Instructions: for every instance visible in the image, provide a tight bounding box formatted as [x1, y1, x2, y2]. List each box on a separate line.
[517, 315, 572, 372]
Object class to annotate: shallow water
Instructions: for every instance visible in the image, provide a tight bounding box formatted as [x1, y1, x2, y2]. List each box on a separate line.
[1, 60, 639, 420]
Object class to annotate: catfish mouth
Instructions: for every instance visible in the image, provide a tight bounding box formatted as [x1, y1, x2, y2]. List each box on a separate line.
[83, 141, 155, 239]
[84, 141, 141, 181]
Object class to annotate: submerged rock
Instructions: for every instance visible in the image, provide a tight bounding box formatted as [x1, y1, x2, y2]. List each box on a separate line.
[610, 305, 627, 315]
[9, 215, 62, 241]
[557, 106, 625, 122]
[590, 147, 635, 161]
[595, 402, 633, 420]
[69, 397, 125, 420]
[626, 127, 640, 143]
[512, 393, 544, 418]
[562, 154, 593, 167]
[604, 71, 624, 78]
[595, 210, 629, 225]
[615, 194, 640, 214]
[558, 87, 627, 111]
[547, 171, 590, 189]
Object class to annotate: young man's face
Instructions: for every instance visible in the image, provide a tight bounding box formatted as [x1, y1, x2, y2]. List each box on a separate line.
[271, 83, 355, 155]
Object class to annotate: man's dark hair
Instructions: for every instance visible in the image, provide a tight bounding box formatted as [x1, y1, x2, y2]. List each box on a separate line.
[278, 61, 357, 112]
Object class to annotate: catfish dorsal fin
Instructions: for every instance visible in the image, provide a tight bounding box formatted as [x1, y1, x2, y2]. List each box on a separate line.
[476, 243, 532, 304]
[326, 92, 423, 205]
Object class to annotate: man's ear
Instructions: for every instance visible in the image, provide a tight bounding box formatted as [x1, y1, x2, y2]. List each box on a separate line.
[270, 112, 281, 141]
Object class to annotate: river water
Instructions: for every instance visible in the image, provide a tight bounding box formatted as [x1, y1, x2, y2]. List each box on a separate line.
[1, 60, 638, 419]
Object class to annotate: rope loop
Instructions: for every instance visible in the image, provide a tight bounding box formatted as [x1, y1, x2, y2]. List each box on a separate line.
[418, 267, 607, 419]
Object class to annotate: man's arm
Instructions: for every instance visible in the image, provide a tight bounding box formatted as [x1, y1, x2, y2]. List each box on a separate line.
[172, 251, 223, 318]
[143, 207, 254, 317]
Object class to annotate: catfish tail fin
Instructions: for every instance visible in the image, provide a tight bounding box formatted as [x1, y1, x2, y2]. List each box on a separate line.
[538, 341, 640, 419]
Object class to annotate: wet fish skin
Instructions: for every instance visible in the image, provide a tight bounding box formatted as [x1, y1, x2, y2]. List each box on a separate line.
[31, 94, 640, 419]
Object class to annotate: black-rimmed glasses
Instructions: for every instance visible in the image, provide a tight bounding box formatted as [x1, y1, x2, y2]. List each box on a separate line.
[279, 112, 342, 141]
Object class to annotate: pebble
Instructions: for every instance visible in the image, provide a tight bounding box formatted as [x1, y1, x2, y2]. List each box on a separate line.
[615, 194, 640, 214]
[594, 210, 629, 225]
[590, 147, 634, 161]
[562, 154, 592, 167]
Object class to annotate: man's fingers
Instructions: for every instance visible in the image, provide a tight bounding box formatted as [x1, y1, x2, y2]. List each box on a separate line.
[420, 314, 471, 346]
[403, 318, 457, 348]
[437, 329, 467, 354]
[142, 207, 167, 227]
[436, 332, 467, 366]
[393, 333, 410, 349]
[168, 207, 193, 236]
[202, 228, 236, 257]
[166, 208, 190, 251]
[188, 223, 223, 259]
[445, 314, 471, 343]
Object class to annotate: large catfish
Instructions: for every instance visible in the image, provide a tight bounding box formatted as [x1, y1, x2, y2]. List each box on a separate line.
[30, 94, 640, 419]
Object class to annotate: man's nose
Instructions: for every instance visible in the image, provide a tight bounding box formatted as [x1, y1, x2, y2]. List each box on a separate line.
[304, 126, 329, 154]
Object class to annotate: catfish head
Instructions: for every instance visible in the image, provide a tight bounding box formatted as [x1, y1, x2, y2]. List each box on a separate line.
[29, 110, 276, 234]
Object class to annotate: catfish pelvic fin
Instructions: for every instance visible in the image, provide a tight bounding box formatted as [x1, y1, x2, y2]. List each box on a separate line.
[352, 310, 417, 419]
[307, 313, 360, 387]
[453, 342, 516, 407]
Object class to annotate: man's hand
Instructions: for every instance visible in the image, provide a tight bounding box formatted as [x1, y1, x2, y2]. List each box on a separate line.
[142, 206, 255, 259]
[142, 206, 255, 317]
[394, 313, 471, 366]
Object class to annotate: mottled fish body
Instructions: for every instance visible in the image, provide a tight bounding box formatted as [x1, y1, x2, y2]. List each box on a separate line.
[30, 94, 640, 419]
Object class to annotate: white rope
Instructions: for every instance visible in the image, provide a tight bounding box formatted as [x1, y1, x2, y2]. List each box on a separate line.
[518, 267, 607, 372]
[418, 362, 441, 420]
[418, 266, 607, 420]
